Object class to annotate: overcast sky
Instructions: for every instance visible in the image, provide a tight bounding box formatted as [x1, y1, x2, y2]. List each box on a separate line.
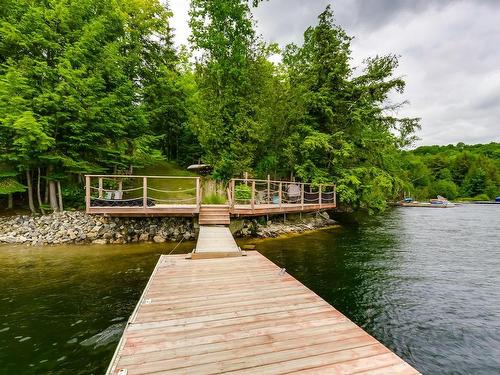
[169, 0, 500, 146]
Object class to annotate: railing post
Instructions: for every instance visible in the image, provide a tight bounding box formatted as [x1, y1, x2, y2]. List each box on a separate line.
[279, 182, 282, 209]
[251, 180, 255, 212]
[231, 179, 235, 208]
[267, 175, 270, 205]
[98, 177, 103, 199]
[319, 184, 322, 208]
[143, 177, 148, 209]
[301, 183, 304, 210]
[85, 176, 91, 213]
[196, 177, 200, 207]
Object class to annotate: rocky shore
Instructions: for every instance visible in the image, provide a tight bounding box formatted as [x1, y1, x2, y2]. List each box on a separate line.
[0, 211, 336, 246]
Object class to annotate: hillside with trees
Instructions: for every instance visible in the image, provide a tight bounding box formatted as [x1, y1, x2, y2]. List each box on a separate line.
[401, 143, 500, 201]
[0, 0, 497, 214]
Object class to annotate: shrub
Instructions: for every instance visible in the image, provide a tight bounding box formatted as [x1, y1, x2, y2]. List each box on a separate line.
[235, 184, 252, 200]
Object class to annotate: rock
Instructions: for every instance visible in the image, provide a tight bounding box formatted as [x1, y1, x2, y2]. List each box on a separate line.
[92, 239, 107, 245]
[153, 235, 166, 243]
[138, 233, 149, 242]
[67, 230, 77, 240]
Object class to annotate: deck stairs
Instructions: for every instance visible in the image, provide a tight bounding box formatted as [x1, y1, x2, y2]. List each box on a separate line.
[198, 205, 231, 225]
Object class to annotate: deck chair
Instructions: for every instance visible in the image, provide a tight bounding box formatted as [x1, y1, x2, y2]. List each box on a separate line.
[287, 184, 301, 203]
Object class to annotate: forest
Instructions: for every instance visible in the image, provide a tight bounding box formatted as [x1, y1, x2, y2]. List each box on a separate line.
[0, 0, 498, 214]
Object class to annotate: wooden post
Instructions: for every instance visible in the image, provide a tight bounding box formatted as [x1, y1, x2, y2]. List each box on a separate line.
[319, 184, 322, 208]
[143, 177, 148, 209]
[231, 179, 235, 208]
[85, 176, 91, 213]
[118, 180, 123, 193]
[334, 184, 337, 207]
[267, 175, 270, 205]
[251, 180, 255, 212]
[98, 177, 103, 199]
[196, 177, 200, 207]
[279, 182, 282, 209]
[301, 183, 304, 210]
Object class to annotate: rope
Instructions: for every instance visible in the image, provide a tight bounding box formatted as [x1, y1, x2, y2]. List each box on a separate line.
[89, 186, 143, 192]
[147, 187, 196, 193]
[150, 197, 196, 203]
[91, 197, 145, 202]
[168, 236, 185, 256]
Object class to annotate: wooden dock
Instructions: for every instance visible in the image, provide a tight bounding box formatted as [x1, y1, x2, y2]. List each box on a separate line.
[106, 252, 420, 375]
[191, 226, 242, 259]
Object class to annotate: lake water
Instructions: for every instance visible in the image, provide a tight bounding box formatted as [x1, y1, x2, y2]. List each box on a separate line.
[0, 205, 499, 374]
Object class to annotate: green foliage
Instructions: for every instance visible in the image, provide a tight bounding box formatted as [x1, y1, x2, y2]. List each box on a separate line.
[235, 184, 252, 200]
[0, 177, 26, 195]
[403, 142, 500, 201]
[202, 193, 227, 205]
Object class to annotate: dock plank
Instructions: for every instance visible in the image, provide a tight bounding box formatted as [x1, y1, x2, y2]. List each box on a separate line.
[106, 252, 420, 375]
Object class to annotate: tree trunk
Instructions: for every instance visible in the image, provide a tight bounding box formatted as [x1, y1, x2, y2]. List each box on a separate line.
[26, 169, 36, 213]
[57, 181, 63, 212]
[49, 181, 59, 212]
[7, 194, 13, 209]
[44, 175, 49, 204]
[37, 168, 45, 214]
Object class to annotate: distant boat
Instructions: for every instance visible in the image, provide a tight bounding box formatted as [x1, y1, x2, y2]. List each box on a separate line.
[430, 195, 450, 205]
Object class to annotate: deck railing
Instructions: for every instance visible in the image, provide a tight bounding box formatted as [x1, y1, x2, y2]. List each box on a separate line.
[229, 178, 336, 212]
[85, 175, 201, 212]
[85, 175, 336, 215]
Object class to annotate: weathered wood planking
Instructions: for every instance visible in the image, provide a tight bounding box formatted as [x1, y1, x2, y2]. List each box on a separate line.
[192, 226, 242, 259]
[86, 203, 337, 217]
[106, 252, 420, 375]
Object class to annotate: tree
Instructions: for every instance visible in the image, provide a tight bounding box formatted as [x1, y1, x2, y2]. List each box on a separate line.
[188, 0, 268, 179]
[280, 6, 419, 211]
[0, 0, 178, 211]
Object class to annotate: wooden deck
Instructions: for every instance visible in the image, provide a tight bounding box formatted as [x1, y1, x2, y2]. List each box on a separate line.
[106, 252, 420, 375]
[85, 176, 336, 218]
[231, 203, 336, 216]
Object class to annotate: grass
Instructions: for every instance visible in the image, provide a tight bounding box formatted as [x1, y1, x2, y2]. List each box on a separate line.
[202, 193, 227, 205]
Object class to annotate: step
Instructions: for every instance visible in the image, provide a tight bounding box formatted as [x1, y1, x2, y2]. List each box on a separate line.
[199, 219, 231, 225]
[200, 212, 230, 217]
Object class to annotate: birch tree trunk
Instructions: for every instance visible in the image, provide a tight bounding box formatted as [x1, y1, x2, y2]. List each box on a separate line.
[49, 181, 59, 212]
[26, 169, 36, 213]
[37, 168, 45, 214]
[57, 181, 63, 212]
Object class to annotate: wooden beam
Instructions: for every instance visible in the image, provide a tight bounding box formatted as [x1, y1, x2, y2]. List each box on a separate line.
[319, 184, 322, 209]
[301, 183, 304, 211]
[279, 182, 282, 209]
[251, 180, 255, 213]
[85, 176, 91, 213]
[196, 178, 200, 207]
[98, 177, 103, 199]
[143, 177, 148, 209]
[267, 175, 270, 205]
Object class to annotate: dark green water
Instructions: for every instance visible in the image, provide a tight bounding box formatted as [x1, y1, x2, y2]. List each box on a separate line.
[1, 205, 499, 374]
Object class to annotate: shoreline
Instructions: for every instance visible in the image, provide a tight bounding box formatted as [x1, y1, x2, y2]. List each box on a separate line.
[0, 211, 336, 247]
